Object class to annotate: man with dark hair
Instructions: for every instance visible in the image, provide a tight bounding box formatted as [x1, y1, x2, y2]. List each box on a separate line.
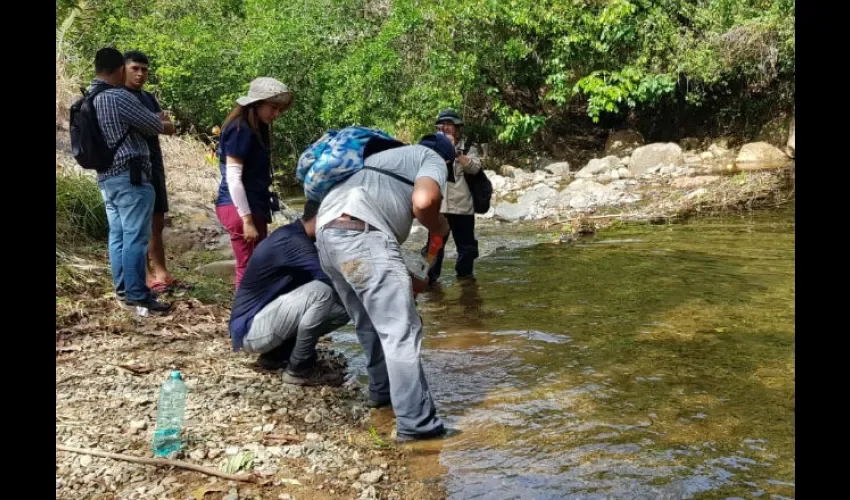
[123, 50, 183, 294]
[90, 47, 175, 314]
[230, 200, 350, 386]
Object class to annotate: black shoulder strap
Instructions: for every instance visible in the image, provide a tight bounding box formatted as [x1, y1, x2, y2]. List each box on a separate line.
[361, 166, 414, 186]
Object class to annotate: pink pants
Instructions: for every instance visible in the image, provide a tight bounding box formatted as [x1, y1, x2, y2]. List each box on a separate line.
[215, 204, 268, 289]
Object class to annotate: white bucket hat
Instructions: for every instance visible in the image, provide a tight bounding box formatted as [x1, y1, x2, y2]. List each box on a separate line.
[236, 77, 293, 108]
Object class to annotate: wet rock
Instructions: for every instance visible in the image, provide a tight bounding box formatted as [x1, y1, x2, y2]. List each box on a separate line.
[629, 143, 684, 176]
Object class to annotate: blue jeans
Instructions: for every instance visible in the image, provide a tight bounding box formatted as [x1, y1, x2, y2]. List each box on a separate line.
[99, 172, 154, 302]
[317, 226, 444, 437]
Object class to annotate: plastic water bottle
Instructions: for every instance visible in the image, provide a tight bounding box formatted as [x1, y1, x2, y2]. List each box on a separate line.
[152, 370, 188, 457]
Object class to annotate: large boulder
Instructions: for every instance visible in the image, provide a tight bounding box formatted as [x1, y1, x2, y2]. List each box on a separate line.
[628, 143, 684, 176]
[557, 179, 640, 210]
[576, 156, 619, 178]
[735, 142, 793, 171]
[494, 184, 558, 221]
[604, 130, 645, 156]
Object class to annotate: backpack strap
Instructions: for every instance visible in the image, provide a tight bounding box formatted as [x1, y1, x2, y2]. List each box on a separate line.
[361, 166, 414, 186]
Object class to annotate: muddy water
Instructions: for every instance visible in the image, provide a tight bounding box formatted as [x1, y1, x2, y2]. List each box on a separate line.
[332, 208, 795, 499]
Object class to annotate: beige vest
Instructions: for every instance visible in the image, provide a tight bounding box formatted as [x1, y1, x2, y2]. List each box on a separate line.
[441, 139, 481, 215]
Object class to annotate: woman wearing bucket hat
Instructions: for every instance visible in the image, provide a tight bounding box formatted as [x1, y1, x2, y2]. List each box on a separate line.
[215, 77, 293, 288]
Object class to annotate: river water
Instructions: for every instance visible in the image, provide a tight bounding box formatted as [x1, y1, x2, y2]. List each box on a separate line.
[332, 208, 795, 499]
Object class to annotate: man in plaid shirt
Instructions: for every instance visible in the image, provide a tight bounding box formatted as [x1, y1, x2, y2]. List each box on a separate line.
[89, 48, 174, 314]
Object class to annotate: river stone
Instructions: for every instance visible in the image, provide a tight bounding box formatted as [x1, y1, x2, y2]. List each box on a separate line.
[576, 156, 619, 178]
[629, 143, 684, 176]
[735, 142, 793, 170]
[494, 184, 557, 221]
[304, 409, 322, 423]
[543, 161, 571, 177]
[360, 470, 384, 484]
[500, 165, 522, 177]
[343, 467, 362, 480]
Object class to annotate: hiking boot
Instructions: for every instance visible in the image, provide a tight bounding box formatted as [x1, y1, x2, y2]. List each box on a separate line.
[256, 355, 288, 372]
[255, 343, 293, 372]
[366, 398, 392, 409]
[281, 365, 344, 387]
[125, 298, 171, 316]
[396, 427, 455, 444]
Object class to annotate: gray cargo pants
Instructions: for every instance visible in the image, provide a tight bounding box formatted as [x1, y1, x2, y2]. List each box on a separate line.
[242, 280, 349, 373]
[316, 225, 444, 436]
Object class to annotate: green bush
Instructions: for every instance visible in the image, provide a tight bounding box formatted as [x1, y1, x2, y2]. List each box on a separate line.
[58, 0, 795, 171]
[56, 172, 108, 245]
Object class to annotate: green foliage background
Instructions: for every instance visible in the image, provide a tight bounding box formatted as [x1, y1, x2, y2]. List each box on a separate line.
[57, 0, 795, 177]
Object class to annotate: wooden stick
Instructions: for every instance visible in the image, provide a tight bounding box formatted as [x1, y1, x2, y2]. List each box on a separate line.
[56, 444, 258, 483]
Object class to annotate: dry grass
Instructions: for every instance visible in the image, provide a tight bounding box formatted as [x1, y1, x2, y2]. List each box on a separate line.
[647, 168, 795, 222]
[160, 135, 221, 207]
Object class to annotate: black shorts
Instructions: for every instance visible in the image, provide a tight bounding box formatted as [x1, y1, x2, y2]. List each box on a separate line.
[151, 165, 169, 213]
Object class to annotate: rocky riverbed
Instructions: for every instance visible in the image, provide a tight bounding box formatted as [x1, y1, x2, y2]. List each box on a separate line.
[56, 293, 443, 500]
[56, 127, 794, 499]
[486, 136, 793, 223]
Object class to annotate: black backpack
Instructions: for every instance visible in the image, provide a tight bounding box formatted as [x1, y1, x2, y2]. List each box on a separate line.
[462, 143, 493, 214]
[69, 84, 130, 171]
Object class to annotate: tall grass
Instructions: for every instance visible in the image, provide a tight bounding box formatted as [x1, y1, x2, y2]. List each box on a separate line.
[56, 172, 108, 246]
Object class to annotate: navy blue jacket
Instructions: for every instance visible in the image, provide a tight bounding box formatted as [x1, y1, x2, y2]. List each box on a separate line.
[228, 220, 331, 350]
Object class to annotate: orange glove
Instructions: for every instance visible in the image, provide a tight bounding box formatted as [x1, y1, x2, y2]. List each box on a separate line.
[425, 234, 444, 265]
